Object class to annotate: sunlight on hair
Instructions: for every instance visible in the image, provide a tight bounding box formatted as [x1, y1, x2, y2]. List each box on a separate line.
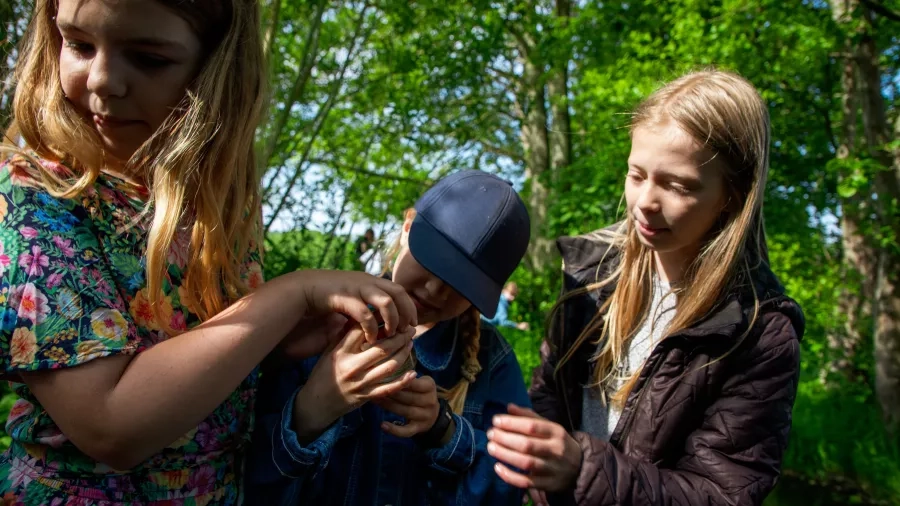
[554, 69, 771, 408]
[3, 0, 266, 332]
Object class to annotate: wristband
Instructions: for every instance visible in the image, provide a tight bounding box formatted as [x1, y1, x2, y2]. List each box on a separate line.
[413, 397, 453, 448]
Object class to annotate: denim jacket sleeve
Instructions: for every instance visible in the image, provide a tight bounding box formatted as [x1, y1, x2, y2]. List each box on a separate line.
[245, 362, 345, 503]
[424, 336, 531, 506]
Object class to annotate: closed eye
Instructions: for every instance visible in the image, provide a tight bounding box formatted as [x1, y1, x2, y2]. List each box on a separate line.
[626, 169, 645, 182]
[129, 52, 174, 70]
[64, 40, 94, 57]
[668, 182, 691, 194]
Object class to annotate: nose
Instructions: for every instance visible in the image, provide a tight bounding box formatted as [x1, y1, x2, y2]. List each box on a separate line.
[87, 49, 127, 99]
[635, 181, 662, 215]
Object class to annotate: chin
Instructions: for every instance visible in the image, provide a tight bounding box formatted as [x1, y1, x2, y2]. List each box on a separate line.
[100, 143, 138, 164]
[636, 234, 661, 249]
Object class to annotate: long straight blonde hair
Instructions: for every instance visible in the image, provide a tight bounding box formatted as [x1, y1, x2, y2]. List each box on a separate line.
[3, 0, 265, 328]
[556, 70, 771, 407]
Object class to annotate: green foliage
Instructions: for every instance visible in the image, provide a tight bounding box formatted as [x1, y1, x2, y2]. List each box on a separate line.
[1, 1, 898, 503]
[785, 379, 900, 501]
[263, 229, 361, 279]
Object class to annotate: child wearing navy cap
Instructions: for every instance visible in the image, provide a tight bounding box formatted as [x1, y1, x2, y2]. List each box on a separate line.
[246, 171, 533, 506]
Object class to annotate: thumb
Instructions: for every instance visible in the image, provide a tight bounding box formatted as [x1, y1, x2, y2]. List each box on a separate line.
[335, 324, 366, 354]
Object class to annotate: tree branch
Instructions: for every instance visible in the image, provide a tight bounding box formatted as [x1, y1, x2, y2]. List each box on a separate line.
[479, 140, 525, 163]
[258, 0, 329, 173]
[861, 0, 900, 22]
[264, 6, 373, 233]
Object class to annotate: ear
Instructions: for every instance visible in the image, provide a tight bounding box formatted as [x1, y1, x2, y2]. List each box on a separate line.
[400, 215, 414, 248]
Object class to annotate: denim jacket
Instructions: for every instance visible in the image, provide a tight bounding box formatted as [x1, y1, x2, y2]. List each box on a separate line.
[244, 318, 531, 506]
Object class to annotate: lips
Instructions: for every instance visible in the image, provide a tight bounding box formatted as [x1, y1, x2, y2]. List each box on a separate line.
[411, 294, 440, 313]
[93, 114, 139, 129]
[635, 218, 669, 237]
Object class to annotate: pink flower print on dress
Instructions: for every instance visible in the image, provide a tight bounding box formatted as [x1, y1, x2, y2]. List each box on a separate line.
[18, 245, 49, 277]
[46, 272, 64, 289]
[18, 226, 38, 240]
[52, 236, 76, 257]
[8, 283, 50, 324]
[0, 241, 10, 276]
[6, 399, 34, 426]
[170, 311, 187, 332]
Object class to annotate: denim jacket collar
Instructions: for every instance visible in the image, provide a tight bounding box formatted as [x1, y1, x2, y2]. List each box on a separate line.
[414, 318, 458, 372]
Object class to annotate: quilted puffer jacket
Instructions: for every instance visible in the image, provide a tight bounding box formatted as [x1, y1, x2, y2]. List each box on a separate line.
[530, 232, 804, 506]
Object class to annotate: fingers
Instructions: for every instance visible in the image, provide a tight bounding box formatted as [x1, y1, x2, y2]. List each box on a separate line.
[493, 413, 558, 439]
[376, 398, 433, 423]
[380, 419, 421, 438]
[529, 489, 549, 506]
[366, 371, 417, 398]
[387, 389, 432, 407]
[335, 324, 368, 355]
[487, 427, 550, 457]
[488, 426, 566, 460]
[494, 462, 536, 489]
[340, 298, 381, 341]
[376, 278, 418, 330]
[354, 330, 413, 368]
[359, 341, 414, 384]
[402, 376, 436, 394]
[486, 437, 546, 473]
[360, 285, 399, 339]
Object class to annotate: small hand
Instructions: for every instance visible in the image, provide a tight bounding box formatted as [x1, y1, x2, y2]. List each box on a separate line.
[516, 322, 530, 331]
[292, 325, 417, 443]
[487, 404, 582, 492]
[376, 376, 443, 438]
[300, 270, 417, 343]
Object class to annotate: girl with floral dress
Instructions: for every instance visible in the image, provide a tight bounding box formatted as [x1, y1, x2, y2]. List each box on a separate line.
[0, 0, 417, 504]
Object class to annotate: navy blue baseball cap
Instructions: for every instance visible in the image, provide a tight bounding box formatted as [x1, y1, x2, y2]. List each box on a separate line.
[408, 170, 530, 318]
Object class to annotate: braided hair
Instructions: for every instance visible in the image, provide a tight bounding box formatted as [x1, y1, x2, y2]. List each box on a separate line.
[439, 306, 482, 414]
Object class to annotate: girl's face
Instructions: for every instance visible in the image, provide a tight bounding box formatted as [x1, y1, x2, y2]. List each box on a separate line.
[625, 123, 728, 263]
[57, 0, 203, 165]
[392, 218, 472, 326]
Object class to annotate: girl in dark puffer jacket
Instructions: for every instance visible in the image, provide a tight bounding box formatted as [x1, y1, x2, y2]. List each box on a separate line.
[486, 69, 804, 506]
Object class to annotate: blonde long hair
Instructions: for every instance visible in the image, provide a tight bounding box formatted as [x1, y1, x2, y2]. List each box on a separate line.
[3, 0, 265, 327]
[556, 70, 771, 407]
[385, 208, 483, 414]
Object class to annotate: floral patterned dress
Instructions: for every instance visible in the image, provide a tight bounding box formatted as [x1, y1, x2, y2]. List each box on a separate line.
[0, 155, 265, 505]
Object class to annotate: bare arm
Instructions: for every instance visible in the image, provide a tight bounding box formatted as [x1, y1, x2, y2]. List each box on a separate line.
[21, 270, 416, 470]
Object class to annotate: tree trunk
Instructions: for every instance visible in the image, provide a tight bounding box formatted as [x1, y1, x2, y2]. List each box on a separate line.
[830, 0, 900, 430]
[882, 114, 900, 422]
[548, 0, 572, 177]
[856, 6, 900, 431]
[825, 14, 873, 383]
[517, 44, 553, 271]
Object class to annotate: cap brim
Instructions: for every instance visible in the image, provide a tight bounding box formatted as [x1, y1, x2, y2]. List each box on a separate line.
[408, 215, 501, 318]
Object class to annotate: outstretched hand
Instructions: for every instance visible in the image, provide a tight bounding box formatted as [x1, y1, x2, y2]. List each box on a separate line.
[487, 404, 583, 493]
